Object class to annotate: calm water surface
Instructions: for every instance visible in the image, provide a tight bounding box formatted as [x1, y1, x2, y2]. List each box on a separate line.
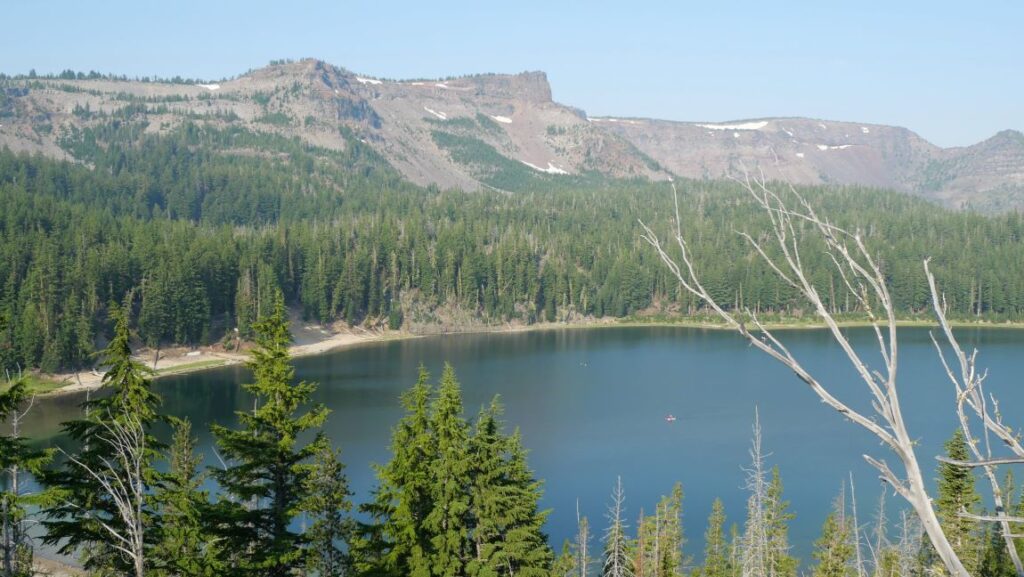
[27, 326, 1024, 562]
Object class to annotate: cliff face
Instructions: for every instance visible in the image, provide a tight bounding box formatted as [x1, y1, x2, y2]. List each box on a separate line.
[0, 59, 1021, 209]
[594, 115, 1024, 210]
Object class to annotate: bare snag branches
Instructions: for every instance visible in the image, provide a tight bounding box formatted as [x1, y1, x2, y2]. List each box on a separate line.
[639, 176, 969, 577]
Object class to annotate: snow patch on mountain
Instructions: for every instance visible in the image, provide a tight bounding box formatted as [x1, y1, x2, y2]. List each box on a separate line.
[491, 115, 512, 124]
[521, 160, 569, 175]
[697, 121, 768, 131]
[424, 107, 447, 120]
[197, 84, 220, 91]
[356, 77, 383, 85]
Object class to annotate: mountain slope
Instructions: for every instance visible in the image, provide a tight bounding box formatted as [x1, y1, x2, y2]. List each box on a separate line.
[0, 59, 666, 193]
[594, 116, 1024, 210]
[1, 59, 1021, 209]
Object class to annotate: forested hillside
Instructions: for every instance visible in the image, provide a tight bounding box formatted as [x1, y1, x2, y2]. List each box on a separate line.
[2, 117, 1024, 372]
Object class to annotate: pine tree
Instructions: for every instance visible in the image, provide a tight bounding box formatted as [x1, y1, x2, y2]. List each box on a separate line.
[554, 540, 579, 577]
[766, 467, 798, 577]
[42, 304, 162, 577]
[811, 511, 854, 577]
[302, 442, 354, 577]
[493, 430, 554, 576]
[355, 366, 435, 577]
[935, 429, 982, 575]
[467, 399, 552, 577]
[656, 483, 686, 577]
[0, 375, 50, 576]
[469, 399, 507, 577]
[209, 293, 330, 577]
[425, 364, 473, 577]
[697, 499, 732, 577]
[635, 509, 655, 577]
[980, 471, 1018, 577]
[153, 417, 222, 577]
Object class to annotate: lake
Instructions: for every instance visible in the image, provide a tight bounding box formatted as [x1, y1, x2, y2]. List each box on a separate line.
[26, 326, 1024, 564]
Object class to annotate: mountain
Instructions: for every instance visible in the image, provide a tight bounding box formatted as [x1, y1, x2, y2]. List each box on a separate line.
[1, 58, 1021, 209]
[595, 117, 1024, 211]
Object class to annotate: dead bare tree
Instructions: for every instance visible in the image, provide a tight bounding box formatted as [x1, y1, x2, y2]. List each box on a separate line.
[848, 473, 867, 577]
[58, 400, 148, 577]
[603, 477, 632, 577]
[741, 410, 772, 577]
[895, 510, 923, 577]
[639, 177, 969, 577]
[926, 260, 1024, 575]
[577, 500, 592, 577]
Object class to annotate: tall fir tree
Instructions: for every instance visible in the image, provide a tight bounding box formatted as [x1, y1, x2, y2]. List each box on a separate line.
[209, 293, 331, 577]
[42, 304, 162, 577]
[656, 483, 686, 577]
[980, 470, 1024, 577]
[811, 493, 854, 577]
[425, 364, 473, 577]
[696, 499, 732, 577]
[766, 467, 798, 577]
[301, 442, 354, 577]
[554, 540, 579, 577]
[467, 398, 553, 577]
[152, 417, 223, 577]
[0, 375, 51, 576]
[355, 366, 436, 577]
[935, 429, 982, 575]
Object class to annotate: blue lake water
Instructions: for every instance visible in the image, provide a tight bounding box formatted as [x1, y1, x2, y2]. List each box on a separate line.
[28, 326, 1024, 565]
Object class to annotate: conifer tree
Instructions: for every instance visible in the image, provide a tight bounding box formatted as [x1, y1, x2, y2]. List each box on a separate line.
[935, 430, 982, 575]
[656, 483, 686, 577]
[355, 366, 435, 577]
[467, 397, 552, 576]
[766, 467, 798, 577]
[977, 471, 1024, 577]
[696, 499, 731, 577]
[425, 364, 473, 577]
[0, 375, 50, 577]
[153, 418, 222, 577]
[493, 430, 553, 575]
[302, 442, 354, 577]
[469, 399, 506, 576]
[42, 304, 162, 577]
[554, 540, 579, 577]
[635, 509, 653, 577]
[811, 512, 854, 577]
[209, 293, 331, 577]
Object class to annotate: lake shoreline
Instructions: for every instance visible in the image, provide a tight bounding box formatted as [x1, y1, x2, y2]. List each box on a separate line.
[34, 315, 1024, 397]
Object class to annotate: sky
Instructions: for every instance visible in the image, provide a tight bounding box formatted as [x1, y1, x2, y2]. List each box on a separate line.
[3, 0, 1020, 147]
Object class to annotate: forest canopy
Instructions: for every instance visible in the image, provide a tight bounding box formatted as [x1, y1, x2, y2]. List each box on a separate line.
[2, 119, 1024, 372]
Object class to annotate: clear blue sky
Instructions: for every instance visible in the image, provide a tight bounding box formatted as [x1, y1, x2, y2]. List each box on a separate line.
[4, 0, 1020, 147]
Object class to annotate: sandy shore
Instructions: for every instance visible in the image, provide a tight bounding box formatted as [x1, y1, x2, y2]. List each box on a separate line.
[34, 314, 1024, 398]
[41, 328, 404, 398]
[33, 556, 84, 576]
